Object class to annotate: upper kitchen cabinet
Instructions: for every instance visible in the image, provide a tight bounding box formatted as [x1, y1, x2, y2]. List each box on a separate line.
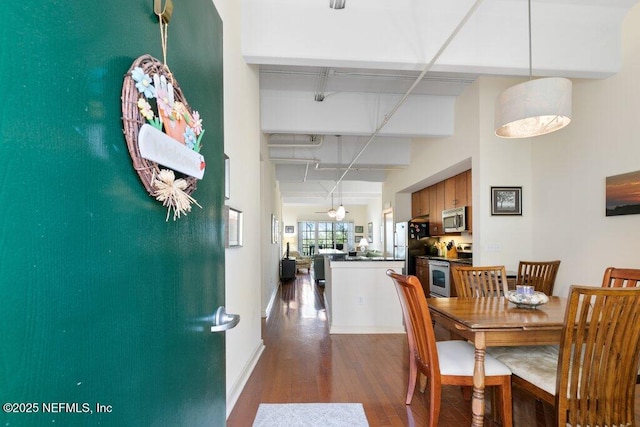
[444, 171, 469, 210]
[410, 169, 472, 236]
[411, 188, 430, 218]
[429, 182, 445, 236]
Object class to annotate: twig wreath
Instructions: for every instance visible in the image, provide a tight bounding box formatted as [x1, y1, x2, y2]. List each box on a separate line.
[121, 5, 206, 221]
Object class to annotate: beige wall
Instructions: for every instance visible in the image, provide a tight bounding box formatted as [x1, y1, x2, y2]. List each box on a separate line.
[213, 0, 280, 417]
[530, 3, 640, 295]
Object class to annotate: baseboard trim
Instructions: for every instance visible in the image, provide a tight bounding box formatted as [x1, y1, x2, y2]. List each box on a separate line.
[263, 280, 280, 318]
[226, 340, 265, 418]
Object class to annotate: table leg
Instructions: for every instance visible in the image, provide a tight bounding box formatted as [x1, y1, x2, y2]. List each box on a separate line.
[471, 332, 486, 427]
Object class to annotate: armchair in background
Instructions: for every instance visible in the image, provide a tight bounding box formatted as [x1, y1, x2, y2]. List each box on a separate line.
[288, 250, 311, 273]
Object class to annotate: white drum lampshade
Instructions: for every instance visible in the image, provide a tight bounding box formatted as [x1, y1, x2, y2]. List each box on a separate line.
[495, 77, 572, 138]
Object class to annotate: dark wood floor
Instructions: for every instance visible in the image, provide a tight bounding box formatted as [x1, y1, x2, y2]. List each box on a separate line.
[227, 271, 640, 426]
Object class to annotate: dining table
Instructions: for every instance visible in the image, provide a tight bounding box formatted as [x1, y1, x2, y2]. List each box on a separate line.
[428, 296, 567, 427]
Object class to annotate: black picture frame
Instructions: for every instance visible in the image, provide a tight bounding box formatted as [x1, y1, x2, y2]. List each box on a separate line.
[285, 225, 294, 234]
[355, 225, 364, 233]
[491, 186, 522, 215]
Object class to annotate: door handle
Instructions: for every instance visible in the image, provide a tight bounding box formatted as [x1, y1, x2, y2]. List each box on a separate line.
[188, 306, 240, 333]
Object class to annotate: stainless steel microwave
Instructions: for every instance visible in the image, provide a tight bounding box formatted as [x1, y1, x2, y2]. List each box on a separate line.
[442, 206, 466, 233]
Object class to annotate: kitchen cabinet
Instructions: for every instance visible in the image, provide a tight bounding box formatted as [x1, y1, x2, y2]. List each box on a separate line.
[411, 188, 430, 218]
[466, 170, 472, 232]
[444, 171, 468, 210]
[429, 182, 445, 235]
[415, 257, 430, 297]
[411, 169, 472, 236]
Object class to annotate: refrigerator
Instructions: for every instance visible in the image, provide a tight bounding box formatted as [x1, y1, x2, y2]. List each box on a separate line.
[394, 221, 433, 275]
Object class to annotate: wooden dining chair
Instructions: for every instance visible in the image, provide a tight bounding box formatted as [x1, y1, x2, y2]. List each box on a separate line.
[386, 269, 513, 427]
[601, 266, 640, 384]
[601, 266, 640, 288]
[491, 285, 640, 427]
[515, 260, 561, 295]
[451, 265, 509, 297]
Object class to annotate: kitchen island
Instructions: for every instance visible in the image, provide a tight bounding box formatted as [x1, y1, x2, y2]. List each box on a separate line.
[324, 258, 405, 334]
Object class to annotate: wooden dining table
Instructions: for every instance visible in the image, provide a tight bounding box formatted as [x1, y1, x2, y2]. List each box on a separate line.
[428, 296, 567, 427]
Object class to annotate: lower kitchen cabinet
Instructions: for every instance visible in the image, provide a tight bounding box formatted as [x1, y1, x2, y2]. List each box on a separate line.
[415, 257, 430, 297]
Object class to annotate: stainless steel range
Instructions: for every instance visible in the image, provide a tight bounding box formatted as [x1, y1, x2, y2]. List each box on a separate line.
[428, 259, 451, 297]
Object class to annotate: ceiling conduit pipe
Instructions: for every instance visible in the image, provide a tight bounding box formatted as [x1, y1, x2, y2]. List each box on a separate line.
[327, 0, 485, 196]
[267, 134, 324, 148]
[269, 158, 321, 164]
[303, 162, 310, 183]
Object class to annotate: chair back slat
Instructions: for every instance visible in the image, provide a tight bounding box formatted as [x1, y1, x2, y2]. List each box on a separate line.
[556, 286, 640, 427]
[452, 265, 509, 297]
[516, 260, 561, 295]
[601, 267, 640, 288]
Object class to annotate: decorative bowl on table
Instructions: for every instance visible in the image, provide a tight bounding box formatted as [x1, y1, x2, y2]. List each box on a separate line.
[506, 290, 549, 309]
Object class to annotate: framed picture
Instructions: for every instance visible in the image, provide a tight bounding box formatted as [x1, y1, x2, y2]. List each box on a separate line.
[224, 154, 230, 200]
[355, 225, 364, 233]
[606, 170, 640, 216]
[226, 207, 243, 247]
[491, 186, 522, 215]
[271, 214, 279, 244]
[285, 225, 294, 234]
[367, 222, 373, 243]
[355, 235, 363, 241]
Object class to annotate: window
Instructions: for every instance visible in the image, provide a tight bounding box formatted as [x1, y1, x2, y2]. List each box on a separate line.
[298, 221, 354, 255]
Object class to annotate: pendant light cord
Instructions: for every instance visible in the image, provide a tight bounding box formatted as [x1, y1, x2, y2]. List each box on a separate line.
[528, 0, 532, 81]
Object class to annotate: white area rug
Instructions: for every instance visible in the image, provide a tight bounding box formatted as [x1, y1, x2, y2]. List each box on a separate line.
[252, 403, 369, 427]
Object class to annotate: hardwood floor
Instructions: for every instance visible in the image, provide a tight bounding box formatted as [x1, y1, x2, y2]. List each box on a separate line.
[227, 271, 640, 426]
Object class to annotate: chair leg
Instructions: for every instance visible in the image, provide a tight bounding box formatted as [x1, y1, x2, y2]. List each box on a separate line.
[497, 378, 513, 427]
[428, 381, 441, 427]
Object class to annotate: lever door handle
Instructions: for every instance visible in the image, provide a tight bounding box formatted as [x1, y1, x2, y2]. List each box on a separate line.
[188, 306, 240, 333]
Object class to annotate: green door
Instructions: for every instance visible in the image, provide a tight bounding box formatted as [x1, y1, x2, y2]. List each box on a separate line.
[0, 1, 227, 425]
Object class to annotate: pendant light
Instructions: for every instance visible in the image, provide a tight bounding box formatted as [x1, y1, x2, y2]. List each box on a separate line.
[494, 0, 572, 138]
[327, 193, 337, 218]
[334, 136, 346, 221]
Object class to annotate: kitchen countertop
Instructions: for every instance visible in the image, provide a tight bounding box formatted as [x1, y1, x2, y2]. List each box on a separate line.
[343, 256, 404, 261]
[418, 255, 473, 265]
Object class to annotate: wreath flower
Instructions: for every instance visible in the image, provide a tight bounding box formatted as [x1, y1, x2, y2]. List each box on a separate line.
[184, 127, 196, 150]
[131, 67, 155, 99]
[154, 74, 174, 118]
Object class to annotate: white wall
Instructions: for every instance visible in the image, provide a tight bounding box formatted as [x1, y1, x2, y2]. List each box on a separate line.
[530, 3, 640, 295]
[213, 0, 279, 417]
[383, 3, 640, 297]
[261, 139, 283, 316]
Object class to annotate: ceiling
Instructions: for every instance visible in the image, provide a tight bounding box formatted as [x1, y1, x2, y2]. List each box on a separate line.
[243, 0, 638, 209]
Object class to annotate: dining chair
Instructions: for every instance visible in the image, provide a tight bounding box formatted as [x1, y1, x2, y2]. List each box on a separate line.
[385, 269, 513, 427]
[601, 266, 640, 384]
[451, 265, 509, 297]
[601, 266, 640, 288]
[515, 260, 561, 295]
[490, 285, 640, 427]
